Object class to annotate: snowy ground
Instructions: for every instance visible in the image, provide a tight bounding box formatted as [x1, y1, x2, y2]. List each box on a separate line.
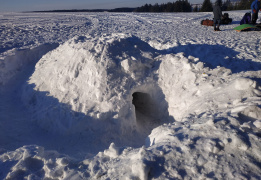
[0, 11, 261, 179]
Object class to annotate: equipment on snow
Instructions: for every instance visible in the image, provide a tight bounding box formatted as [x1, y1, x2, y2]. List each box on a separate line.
[201, 13, 232, 27]
[233, 24, 260, 31]
[240, 12, 252, 25]
[221, 13, 232, 24]
[201, 19, 214, 26]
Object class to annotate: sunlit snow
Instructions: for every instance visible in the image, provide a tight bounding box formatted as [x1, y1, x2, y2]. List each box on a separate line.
[0, 11, 261, 179]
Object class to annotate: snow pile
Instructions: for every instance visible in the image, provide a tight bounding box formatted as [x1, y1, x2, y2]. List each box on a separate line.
[22, 33, 171, 147]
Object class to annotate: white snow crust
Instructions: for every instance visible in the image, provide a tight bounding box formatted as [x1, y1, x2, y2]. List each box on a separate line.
[0, 11, 261, 180]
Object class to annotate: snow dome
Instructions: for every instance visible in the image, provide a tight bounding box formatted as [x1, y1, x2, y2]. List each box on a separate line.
[22, 34, 173, 148]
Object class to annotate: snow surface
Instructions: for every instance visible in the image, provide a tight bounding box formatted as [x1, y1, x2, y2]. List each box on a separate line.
[0, 11, 261, 179]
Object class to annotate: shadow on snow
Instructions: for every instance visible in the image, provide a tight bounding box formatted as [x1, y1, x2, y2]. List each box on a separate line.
[167, 43, 261, 73]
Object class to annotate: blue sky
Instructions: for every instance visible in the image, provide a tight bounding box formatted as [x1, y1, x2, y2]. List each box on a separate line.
[0, 0, 203, 12]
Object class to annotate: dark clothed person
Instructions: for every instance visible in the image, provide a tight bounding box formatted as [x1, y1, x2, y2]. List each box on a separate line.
[251, 0, 261, 24]
[213, 5, 222, 31]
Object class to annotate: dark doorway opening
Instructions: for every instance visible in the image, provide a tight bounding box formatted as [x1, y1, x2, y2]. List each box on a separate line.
[132, 92, 153, 117]
[132, 91, 159, 135]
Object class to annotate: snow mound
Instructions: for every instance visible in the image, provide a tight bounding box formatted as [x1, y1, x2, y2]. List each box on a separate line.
[22, 33, 172, 148]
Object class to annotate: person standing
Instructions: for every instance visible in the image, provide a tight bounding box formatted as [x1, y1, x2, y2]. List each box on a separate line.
[213, 2, 222, 31]
[251, 0, 261, 24]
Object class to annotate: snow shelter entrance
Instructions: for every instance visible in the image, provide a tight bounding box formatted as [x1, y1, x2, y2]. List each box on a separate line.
[132, 92, 156, 128]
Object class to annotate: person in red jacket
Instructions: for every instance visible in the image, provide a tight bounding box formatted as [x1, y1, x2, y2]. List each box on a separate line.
[251, 0, 261, 24]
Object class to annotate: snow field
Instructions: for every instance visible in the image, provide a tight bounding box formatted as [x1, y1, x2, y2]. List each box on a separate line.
[0, 11, 261, 179]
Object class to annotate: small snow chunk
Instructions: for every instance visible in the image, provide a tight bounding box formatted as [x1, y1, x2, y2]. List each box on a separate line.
[195, 62, 204, 70]
[57, 157, 69, 166]
[194, 58, 200, 62]
[232, 99, 242, 105]
[131, 162, 149, 180]
[183, 61, 192, 70]
[234, 78, 257, 90]
[188, 55, 195, 60]
[138, 146, 147, 158]
[159, 151, 164, 156]
[121, 59, 130, 72]
[131, 56, 136, 60]
[206, 119, 214, 126]
[241, 122, 251, 129]
[197, 155, 207, 166]
[232, 134, 249, 151]
[104, 143, 120, 159]
[240, 106, 261, 120]
[253, 120, 261, 129]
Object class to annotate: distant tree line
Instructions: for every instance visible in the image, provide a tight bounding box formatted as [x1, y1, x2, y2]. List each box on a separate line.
[30, 0, 253, 13]
[30, 8, 136, 13]
[134, 0, 192, 12]
[135, 0, 253, 13]
[197, 0, 253, 12]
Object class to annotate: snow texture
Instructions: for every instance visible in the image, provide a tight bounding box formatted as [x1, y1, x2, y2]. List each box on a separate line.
[0, 11, 261, 180]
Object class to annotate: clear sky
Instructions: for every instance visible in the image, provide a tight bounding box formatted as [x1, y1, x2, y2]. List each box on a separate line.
[0, 0, 203, 12]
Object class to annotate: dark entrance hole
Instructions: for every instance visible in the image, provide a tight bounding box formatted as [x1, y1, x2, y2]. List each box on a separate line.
[132, 90, 173, 139]
[132, 92, 158, 134]
[132, 92, 152, 117]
